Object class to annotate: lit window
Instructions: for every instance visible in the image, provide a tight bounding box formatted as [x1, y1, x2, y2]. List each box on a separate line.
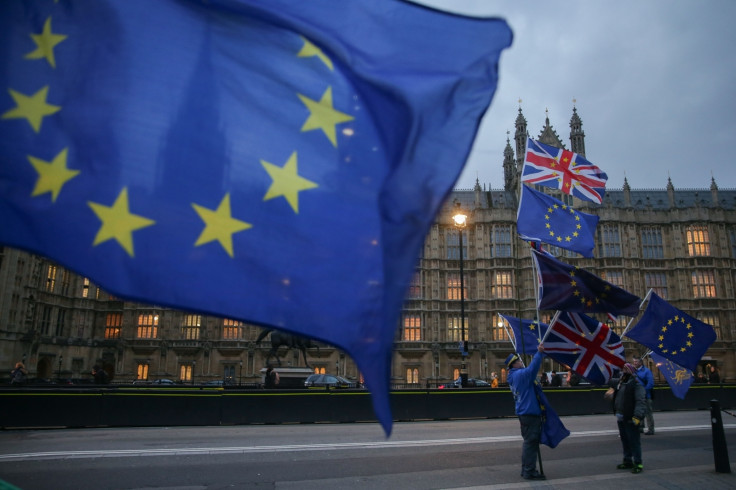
[406, 368, 419, 384]
[105, 313, 122, 339]
[223, 318, 243, 339]
[137, 313, 159, 339]
[403, 316, 421, 341]
[137, 363, 149, 380]
[492, 271, 513, 298]
[691, 270, 716, 298]
[447, 316, 467, 342]
[446, 273, 466, 300]
[686, 225, 710, 256]
[182, 314, 201, 340]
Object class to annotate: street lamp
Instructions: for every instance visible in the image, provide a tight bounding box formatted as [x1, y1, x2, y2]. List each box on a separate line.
[452, 202, 468, 388]
[239, 360, 243, 387]
[191, 361, 196, 385]
[57, 355, 63, 382]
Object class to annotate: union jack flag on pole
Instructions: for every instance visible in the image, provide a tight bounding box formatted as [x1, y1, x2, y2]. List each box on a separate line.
[542, 311, 626, 386]
[522, 138, 608, 204]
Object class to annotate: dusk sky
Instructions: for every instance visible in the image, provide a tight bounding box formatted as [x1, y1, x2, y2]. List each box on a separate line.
[416, 0, 736, 191]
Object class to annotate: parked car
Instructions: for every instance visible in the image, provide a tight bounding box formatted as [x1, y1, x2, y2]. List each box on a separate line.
[304, 374, 356, 389]
[203, 379, 235, 387]
[152, 379, 176, 385]
[438, 377, 491, 389]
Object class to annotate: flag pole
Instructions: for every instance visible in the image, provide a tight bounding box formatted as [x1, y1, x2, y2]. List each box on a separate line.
[621, 288, 653, 337]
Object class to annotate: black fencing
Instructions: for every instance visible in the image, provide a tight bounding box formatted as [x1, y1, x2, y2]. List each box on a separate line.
[2, 384, 734, 429]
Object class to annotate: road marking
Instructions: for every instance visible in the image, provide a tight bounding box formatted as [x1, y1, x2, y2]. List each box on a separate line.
[0, 424, 733, 462]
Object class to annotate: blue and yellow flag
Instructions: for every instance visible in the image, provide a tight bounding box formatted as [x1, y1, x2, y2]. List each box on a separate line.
[499, 313, 548, 355]
[517, 184, 599, 257]
[649, 351, 693, 400]
[0, 0, 512, 435]
[626, 292, 716, 372]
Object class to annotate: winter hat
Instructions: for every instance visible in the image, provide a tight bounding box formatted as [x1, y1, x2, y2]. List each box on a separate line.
[622, 363, 635, 374]
[505, 353, 520, 368]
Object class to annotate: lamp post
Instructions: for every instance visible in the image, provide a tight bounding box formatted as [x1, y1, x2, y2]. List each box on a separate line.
[453, 202, 468, 388]
[239, 361, 243, 387]
[191, 361, 196, 385]
[57, 355, 63, 382]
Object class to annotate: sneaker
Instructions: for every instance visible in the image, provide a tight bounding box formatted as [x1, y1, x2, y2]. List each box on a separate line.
[617, 462, 634, 469]
[632, 464, 643, 474]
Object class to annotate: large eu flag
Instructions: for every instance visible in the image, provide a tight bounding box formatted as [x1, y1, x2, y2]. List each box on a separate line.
[517, 184, 599, 257]
[0, 0, 513, 435]
[531, 248, 641, 316]
[625, 292, 716, 372]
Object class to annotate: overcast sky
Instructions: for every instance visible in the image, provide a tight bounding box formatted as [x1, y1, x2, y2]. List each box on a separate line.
[415, 0, 736, 191]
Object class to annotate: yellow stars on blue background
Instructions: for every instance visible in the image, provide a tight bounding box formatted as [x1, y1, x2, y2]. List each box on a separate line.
[545, 203, 582, 244]
[25, 16, 67, 68]
[88, 188, 155, 257]
[297, 36, 333, 70]
[192, 193, 252, 258]
[1, 86, 60, 133]
[27, 148, 78, 202]
[261, 151, 318, 213]
[658, 315, 694, 356]
[298, 86, 354, 146]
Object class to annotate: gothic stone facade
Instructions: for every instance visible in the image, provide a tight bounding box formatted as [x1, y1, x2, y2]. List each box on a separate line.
[1, 107, 735, 385]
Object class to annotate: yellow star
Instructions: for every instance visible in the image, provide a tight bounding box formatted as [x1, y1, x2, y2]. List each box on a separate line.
[661, 326, 668, 333]
[88, 188, 155, 257]
[27, 147, 78, 202]
[192, 193, 252, 258]
[261, 151, 318, 213]
[25, 17, 67, 68]
[297, 86, 354, 146]
[2, 86, 61, 133]
[297, 36, 333, 70]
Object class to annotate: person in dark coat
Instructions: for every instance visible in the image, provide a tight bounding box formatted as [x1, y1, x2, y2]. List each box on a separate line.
[613, 362, 647, 474]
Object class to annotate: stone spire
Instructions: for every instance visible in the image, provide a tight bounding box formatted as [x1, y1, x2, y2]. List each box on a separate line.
[667, 176, 675, 208]
[503, 132, 516, 191]
[474, 177, 482, 208]
[536, 108, 565, 148]
[569, 102, 586, 157]
[514, 105, 528, 179]
[623, 176, 631, 207]
[711, 175, 719, 206]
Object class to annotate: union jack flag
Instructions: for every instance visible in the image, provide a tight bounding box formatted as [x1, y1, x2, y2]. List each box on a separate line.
[543, 311, 625, 386]
[522, 138, 608, 204]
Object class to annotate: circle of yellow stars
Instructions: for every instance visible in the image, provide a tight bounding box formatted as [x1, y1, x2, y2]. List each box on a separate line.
[544, 202, 583, 245]
[657, 314, 695, 357]
[3, 15, 353, 259]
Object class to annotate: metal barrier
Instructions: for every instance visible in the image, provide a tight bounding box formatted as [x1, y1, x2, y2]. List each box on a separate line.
[1, 384, 734, 429]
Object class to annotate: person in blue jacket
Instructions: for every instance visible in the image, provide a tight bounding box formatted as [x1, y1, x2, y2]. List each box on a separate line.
[506, 343, 546, 481]
[632, 356, 654, 435]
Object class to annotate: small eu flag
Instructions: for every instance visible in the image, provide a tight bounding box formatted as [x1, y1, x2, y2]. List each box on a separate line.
[517, 184, 599, 257]
[625, 292, 716, 372]
[499, 313, 548, 355]
[0, 0, 512, 435]
[649, 351, 693, 400]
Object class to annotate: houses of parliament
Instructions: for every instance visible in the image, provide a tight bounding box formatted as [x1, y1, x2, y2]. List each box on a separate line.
[2, 106, 735, 386]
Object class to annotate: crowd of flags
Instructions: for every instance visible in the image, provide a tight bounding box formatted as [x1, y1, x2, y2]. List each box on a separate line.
[505, 137, 718, 409]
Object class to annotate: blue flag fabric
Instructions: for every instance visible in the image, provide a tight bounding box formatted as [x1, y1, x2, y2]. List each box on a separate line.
[517, 184, 599, 257]
[535, 384, 570, 448]
[499, 314, 548, 355]
[0, 0, 512, 435]
[649, 351, 693, 400]
[531, 248, 641, 316]
[625, 293, 716, 372]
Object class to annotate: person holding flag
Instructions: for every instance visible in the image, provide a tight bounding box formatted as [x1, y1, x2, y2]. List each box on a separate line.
[505, 342, 569, 480]
[632, 356, 655, 435]
[506, 344, 547, 480]
[612, 363, 647, 474]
